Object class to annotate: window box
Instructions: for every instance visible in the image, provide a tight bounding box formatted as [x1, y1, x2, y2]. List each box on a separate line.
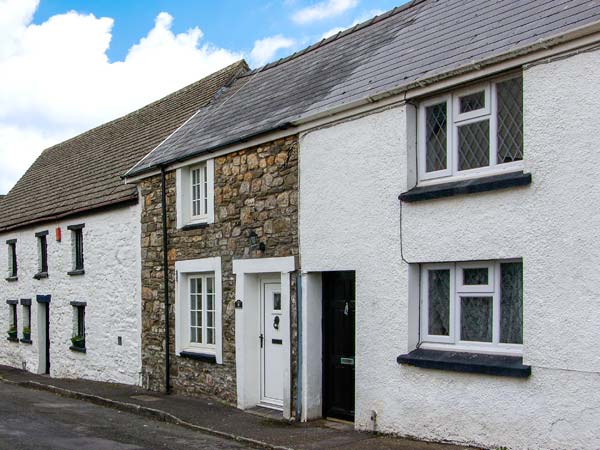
[7, 328, 17, 341]
[176, 160, 215, 229]
[70, 335, 86, 350]
[398, 348, 531, 378]
[418, 75, 523, 184]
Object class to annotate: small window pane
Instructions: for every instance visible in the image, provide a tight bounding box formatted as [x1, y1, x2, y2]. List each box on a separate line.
[497, 77, 523, 164]
[207, 311, 214, 327]
[273, 293, 281, 311]
[500, 262, 523, 344]
[459, 91, 485, 113]
[425, 102, 448, 173]
[458, 120, 490, 170]
[191, 328, 197, 343]
[207, 328, 214, 345]
[463, 268, 489, 285]
[428, 269, 450, 336]
[460, 296, 493, 342]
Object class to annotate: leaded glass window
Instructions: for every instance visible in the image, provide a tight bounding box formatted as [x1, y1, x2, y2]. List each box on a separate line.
[425, 102, 448, 173]
[428, 269, 450, 336]
[421, 261, 523, 352]
[419, 75, 523, 181]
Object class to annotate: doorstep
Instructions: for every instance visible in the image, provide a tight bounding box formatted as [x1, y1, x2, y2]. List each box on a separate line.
[0, 365, 475, 450]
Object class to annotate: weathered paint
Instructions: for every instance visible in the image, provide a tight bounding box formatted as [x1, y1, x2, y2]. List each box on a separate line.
[299, 49, 600, 449]
[0, 203, 142, 385]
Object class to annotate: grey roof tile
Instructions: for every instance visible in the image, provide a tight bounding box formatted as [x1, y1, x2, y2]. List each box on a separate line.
[127, 0, 600, 177]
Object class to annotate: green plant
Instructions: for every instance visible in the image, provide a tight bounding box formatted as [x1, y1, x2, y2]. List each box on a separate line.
[7, 326, 17, 338]
[23, 326, 30, 334]
[71, 335, 85, 348]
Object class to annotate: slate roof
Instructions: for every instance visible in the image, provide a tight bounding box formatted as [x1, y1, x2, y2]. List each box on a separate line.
[127, 0, 600, 177]
[0, 61, 248, 232]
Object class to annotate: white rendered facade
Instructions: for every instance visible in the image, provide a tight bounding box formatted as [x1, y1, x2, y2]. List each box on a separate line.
[299, 48, 600, 449]
[0, 203, 142, 385]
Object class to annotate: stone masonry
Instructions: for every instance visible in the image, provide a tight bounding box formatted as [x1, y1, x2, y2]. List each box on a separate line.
[139, 136, 299, 407]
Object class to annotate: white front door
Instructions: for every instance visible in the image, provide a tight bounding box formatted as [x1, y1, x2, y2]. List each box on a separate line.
[260, 280, 284, 408]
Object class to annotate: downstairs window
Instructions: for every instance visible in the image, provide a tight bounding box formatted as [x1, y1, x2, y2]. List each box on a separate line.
[420, 260, 523, 354]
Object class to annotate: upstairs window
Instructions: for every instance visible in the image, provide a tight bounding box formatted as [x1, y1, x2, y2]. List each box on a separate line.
[418, 75, 523, 182]
[420, 260, 523, 355]
[68, 224, 85, 275]
[35, 231, 49, 277]
[176, 160, 215, 228]
[6, 240, 17, 279]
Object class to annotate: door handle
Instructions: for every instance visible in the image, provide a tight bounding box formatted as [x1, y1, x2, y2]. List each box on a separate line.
[259, 333, 264, 348]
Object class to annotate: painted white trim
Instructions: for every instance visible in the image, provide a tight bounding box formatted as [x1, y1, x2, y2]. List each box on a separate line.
[233, 256, 296, 275]
[233, 256, 296, 420]
[174, 257, 223, 364]
[301, 272, 323, 421]
[175, 160, 215, 229]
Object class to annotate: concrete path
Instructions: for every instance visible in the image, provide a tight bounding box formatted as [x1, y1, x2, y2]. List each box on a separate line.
[0, 365, 474, 450]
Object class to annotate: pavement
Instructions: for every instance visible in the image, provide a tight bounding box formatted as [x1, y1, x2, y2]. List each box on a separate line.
[0, 365, 473, 450]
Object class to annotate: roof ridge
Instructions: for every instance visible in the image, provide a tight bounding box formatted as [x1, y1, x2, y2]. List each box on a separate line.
[38, 60, 248, 156]
[239, 0, 428, 77]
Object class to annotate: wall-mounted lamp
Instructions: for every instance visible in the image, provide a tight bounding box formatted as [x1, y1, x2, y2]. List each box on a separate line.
[248, 230, 266, 252]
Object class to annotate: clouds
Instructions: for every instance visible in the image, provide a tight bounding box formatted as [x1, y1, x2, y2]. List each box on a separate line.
[249, 35, 296, 67]
[292, 0, 358, 24]
[0, 1, 241, 194]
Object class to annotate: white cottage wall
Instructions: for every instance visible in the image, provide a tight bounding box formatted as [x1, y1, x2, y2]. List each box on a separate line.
[299, 49, 600, 449]
[0, 203, 142, 385]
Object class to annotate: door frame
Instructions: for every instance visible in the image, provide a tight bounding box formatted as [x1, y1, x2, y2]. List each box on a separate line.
[321, 271, 356, 422]
[259, 277, 283, 409]
[36, 295, 51, 375]
[233, 256, 296, 419]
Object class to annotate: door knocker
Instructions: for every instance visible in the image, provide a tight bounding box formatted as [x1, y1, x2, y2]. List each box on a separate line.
[344, 301, 349, 316]
[273, 316, 280, 330]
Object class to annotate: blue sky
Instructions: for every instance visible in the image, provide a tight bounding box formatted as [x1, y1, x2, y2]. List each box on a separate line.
[0, 0, 405, 194]
[33, 0, 403, 64]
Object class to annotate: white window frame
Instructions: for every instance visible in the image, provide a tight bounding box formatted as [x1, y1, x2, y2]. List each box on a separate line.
[176, 159, 215, 228]
[175, 257, 222, 363]
[420, 260, 523, 356]
[187, 274, 216, 351]
[417, 74, 523, 184]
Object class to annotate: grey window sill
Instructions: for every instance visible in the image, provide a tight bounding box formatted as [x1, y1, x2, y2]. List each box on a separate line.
[20, 339, 32, 344]
[7, 337, 19, 343]
[179, 351, 216, 363]
[399, 171, 532, 202]
[397, 348, 531, 378]
[67, 269, 85, 276]
[181, 222, 209, 231]
[33, 272, 48, 280]
[5, 276, 18, 282]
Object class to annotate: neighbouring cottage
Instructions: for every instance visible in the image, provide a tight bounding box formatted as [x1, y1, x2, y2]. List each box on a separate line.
[0, 61, 247, 384]
[126, 1, 600, 448]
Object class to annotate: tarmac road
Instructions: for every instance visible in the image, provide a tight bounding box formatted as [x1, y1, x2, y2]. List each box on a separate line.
[0, 382, 255, 450]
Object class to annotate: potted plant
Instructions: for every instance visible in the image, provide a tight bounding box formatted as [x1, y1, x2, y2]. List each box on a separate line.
[7, 326, 17, 340]
[71, 335, 85, 349]
[22, 326, 31, 341]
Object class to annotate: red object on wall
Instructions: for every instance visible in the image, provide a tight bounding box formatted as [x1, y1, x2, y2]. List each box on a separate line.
[55, 227, 62, 242]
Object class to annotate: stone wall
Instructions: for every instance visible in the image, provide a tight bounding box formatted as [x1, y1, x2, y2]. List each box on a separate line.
[139, 136, 299, 406]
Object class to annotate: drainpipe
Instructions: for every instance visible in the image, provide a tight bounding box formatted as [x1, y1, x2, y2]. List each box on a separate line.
[161, 166, 171, 394]
[295, 272, 303, 421]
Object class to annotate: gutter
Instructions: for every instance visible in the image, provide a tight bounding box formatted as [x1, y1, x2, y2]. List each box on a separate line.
[124, 21, 600, 182]
[160, 167, 171, 394]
